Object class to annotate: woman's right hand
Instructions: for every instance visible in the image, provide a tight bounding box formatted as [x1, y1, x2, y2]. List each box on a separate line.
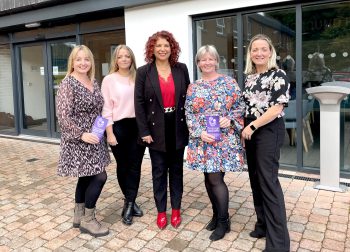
[107, 133, 118, 146]
[201, 131, 215, 143]
[81, 132, 99, 144]
[142, 135, 153, 144]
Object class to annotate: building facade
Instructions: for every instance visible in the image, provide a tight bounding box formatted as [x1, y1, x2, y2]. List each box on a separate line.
[0, 0, 349, 175]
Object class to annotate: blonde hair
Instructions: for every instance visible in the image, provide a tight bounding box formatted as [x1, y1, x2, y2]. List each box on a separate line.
[109, 45, 137, 82]
[66, 45, 95, 81]
[244, 34, 278, 75]
[195, 45, 220, 71]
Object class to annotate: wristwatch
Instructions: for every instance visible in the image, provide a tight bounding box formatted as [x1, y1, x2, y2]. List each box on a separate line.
[249, 124, 257, 131]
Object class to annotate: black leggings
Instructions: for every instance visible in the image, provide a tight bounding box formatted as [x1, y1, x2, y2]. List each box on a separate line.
[75, 171, 107, 209]
[204, 172, 229, 220]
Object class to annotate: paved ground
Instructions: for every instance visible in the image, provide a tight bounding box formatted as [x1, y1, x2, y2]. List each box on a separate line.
[0, 137, 349, 252]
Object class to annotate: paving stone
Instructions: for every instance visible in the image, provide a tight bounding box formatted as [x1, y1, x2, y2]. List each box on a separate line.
[322, 238, 345, 251]
[166, 237, 189, 251]
[83, 238, 107, 250]
[303, 229, 324, 242]
[188, 237, 211, 251]
[145, 237, 168, 251]
[299, 239, 322, 251]
[231, 238, 254, 251]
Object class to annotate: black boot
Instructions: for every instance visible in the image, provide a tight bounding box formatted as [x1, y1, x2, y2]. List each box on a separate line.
[121, 200, 128, 217]
[209, 218, 231, 241]
[205, 215, 217, 231]
[122, 202, 134, 225]
[133, 202, 143, 217]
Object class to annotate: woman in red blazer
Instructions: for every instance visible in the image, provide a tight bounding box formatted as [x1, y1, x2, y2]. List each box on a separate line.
[135, 30, 190, 229]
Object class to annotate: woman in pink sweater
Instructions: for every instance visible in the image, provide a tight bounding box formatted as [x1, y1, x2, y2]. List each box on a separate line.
[101, 45, 145, 225]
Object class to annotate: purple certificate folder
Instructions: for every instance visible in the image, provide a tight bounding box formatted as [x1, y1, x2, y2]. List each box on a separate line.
[91, 116, 108, 141]
[206, 115, 221, 141]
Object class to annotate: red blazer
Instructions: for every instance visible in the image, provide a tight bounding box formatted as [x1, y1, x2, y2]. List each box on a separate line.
[134, 62, 190, 152]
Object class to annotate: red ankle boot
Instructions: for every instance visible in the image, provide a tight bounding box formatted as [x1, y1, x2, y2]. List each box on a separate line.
[157, 212, 167, 229]
[171, 209, 181, 228]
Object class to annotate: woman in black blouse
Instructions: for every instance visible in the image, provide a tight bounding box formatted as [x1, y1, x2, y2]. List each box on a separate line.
[242, 34, 290, 252]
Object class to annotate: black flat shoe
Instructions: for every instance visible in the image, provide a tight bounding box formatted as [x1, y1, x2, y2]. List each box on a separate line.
[133, 202, 143, 217]
[249, 230, 266, 238]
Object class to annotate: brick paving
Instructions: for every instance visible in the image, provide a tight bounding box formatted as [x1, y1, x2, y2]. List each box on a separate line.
[0, 137, 349, 252]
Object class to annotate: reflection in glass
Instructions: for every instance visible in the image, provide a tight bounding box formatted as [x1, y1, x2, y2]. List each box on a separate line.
[0, 44, 15, 133]
[243, 9, 297, 167]
[195, 17, 238, 79]
[302, 2, 350, 171]
[21, 46, 47, 132]
[81, 30, 125, 83]
[51, 41, 76, 133]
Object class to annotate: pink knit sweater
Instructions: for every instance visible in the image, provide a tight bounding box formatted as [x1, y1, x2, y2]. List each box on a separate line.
[101, 72, 136, 126]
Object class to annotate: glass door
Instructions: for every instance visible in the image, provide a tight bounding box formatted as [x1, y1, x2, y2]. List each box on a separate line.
[48, 40, 76, 137]
[19, 44, 48, 136]
[17, 39, 76, 137]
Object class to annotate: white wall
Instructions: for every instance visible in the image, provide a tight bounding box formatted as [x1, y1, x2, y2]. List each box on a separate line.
[125, 0, 292, 80]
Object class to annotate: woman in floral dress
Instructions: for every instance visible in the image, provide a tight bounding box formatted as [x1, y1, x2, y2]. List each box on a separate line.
[241, 34, 290, 252]
[57, 45, 111, 237]
[185, 45, 245, 241]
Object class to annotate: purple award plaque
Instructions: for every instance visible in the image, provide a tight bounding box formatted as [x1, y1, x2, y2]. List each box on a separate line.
[91, 116, 108, 141]
[205, 115, 221, 141]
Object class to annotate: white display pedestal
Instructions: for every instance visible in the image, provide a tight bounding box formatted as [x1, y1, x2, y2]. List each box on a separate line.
[306, 85, 350, 192]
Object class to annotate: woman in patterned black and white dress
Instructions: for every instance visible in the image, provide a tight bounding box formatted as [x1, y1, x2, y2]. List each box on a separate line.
[241, 34, 290, 252]
[57, 45, 110, 237]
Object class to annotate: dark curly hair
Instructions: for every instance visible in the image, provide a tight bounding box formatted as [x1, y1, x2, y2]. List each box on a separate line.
[144, 30, 181, 66]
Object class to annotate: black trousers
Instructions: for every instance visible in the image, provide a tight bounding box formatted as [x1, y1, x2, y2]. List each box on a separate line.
[110, 118, 145, 202]
[149, 111, 184, 212]
[245, 117, 290, 252]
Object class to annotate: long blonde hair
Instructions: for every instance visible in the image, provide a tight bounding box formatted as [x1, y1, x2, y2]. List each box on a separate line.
[244, 34, 278, 75]
[109, 44, 137, 82]
[66, 45, 95, 81]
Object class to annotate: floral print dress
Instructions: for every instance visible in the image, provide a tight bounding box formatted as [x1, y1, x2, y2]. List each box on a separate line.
[57, 76, 111, 177]
[185, 75, 245, 173]
[243, 69, 290, 119]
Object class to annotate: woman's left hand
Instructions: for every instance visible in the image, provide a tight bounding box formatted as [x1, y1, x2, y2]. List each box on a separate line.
[219, 117, 231, 128]
[241, 125, 254, 140]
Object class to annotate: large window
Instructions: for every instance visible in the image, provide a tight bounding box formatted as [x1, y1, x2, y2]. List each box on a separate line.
[82, 30, 125, 83]
[0, 44, 15, 133]
[194, 1, 350, 173]
[196, 16, 238, 79]
[243, 9, 296, 167]
[302, 2, 350, 172]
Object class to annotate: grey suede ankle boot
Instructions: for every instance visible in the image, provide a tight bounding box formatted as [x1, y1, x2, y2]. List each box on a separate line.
[73, 203, 85, 228]
[79, 208, 109, 237]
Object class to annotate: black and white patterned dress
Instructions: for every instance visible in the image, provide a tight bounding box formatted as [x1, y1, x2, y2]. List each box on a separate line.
[57, 76, 111, 177]
[243, 69, 290, 119]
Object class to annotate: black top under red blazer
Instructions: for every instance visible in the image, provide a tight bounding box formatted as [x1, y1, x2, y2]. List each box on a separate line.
[135, 62, 190, 152]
